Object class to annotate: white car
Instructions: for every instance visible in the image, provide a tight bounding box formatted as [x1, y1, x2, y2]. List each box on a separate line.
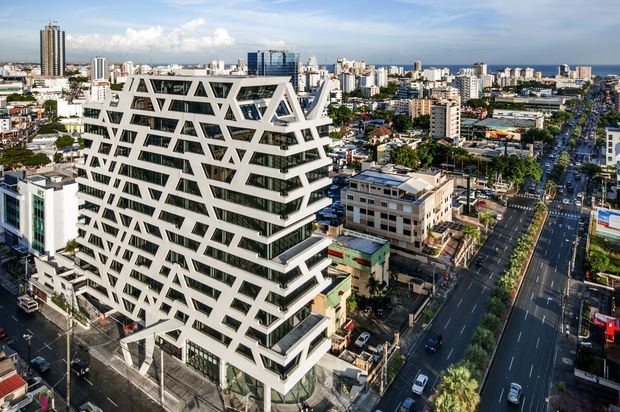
[575, 200, 582, 207]
[562, 198, 570, 205]
[411, 373, 428, 395]
[355, 332, 370, 348]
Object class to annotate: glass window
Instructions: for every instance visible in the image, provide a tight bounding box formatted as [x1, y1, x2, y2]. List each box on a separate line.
[174, 139, 204, 155]
[202, 164, 236, 183]
[131, 96, 155, 111]
[259, 131, 297, 147]
[170, 100, 214, 115]
[200, 123, 224, 140]
[227, 126, 255, 142]
[210, 82, 233, 98]
[237, 85, 277, 100]
[150, 79, 191, 95]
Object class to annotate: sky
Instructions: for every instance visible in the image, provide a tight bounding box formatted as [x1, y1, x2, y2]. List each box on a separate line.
[0, 0, 618, 65]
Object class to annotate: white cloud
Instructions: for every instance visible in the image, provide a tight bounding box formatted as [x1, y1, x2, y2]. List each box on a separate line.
[67, 20, 234, 53]
[256, 38, 287, 48]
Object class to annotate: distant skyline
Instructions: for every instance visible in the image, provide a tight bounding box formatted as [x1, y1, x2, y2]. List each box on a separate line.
[0, 0, 618, 65]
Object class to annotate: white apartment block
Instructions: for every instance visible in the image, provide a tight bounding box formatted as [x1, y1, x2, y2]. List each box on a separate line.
[430, 100, 461, 143]
[493, 109, 544, 129]
[429, 86, 460, 102]
[341, 165, 453, 256]
[339, 72, 356, 93]
[606, 128, 620, 175]
[375, 68, 388, 88]
[359, 75, 374, 88]
[423, 68, 443, 82]
[454, 75, 480, 102]
[92, 56, 107, 82]
[0, 168, 78, 258]
[76, 75, 333, 410]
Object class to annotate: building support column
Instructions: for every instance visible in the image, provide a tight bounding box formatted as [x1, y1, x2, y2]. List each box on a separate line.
[262, 384, 271, 412]
[219, 360, 227, 390]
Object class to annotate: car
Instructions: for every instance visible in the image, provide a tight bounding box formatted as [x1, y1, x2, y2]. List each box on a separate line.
[506, 382, 523, 405]
[496, 214, 503, 221]
[562, 198, 570, 205]
[373, 344, 384, 363]
[575, 200, 582, 207]
[354, 332, 370, 348]
[26, 376, 43, 391]
[477, 193, 489, 199]
[30, 356, 49, 373]
[411, 373, 428, 395]
[425, 332, 443, 352]
[398, 398, 416, 412]
[474, 255, 485, 266]
[70, 358, 90, 376]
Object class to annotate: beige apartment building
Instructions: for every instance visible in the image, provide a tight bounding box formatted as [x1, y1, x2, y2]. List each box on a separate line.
[430, 99, 461, 143]
[408, 98, 438, 119]
[341, 165, 454, 256]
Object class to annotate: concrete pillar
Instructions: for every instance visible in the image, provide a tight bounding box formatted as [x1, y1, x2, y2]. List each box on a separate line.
[219, 361, 227, 390]
[263, 384, 271, 412]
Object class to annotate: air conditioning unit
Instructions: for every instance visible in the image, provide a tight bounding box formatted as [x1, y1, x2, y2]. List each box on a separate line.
[280, 144, 288, 150]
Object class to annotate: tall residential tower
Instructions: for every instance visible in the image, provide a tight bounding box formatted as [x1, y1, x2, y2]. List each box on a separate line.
[77, 75, 333, 410]
[40, 22, 65, 77]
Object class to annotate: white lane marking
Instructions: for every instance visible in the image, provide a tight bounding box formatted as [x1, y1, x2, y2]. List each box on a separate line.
[509, 235, 512, 241]
[517, 331, 522, 342]
[44, 343, 52, 351]
[467, 281, 472, 290]
[460, 325, 466, 335]
[107, 398, 118, 407]
[540, 261, 543, 269]
[444, 318, 452, 330]
[498, 258, 502, 264]
[476, 267, 481, 274]
[542, 315, 546, 324]
[447, 348, 454, 360]
[531, 292, 534, 301]
[482, 285, 487, 293]
[529, 364, 534, 378]
[525, 310, 529, 320]
[85, 377, 93, 386]
[499, 388, 505, 403]
[509, 356, 514, 371]
[504, 245, 508, 251]
[472, 304, 478, 313]
[27, 329, 33, 335]
[521, 397, 526, 412]
[457, 298, 463, 308]
[551, 280, 554, 288]
[536, 276, 540, 283]
[11, 315, 17, 322]
[547, 296, 552, 305]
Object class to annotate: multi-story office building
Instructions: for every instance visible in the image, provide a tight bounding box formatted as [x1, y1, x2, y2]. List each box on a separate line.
[77, 75, 333, 410]
[91, 56, 107, 82]
[398, 82, 423, 99]
[40, 22, 65, 77]
[248, 50, 300, 92]
[0, 168, 78, 257]
[430, 100, 461, 143]
[454, 75, 480, 102]
[359, 75, 374, 88]
[341, 165, 453, 256]
[576, 66, 592, 80]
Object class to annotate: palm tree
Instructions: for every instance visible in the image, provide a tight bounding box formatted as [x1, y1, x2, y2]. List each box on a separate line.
[535, 201, 547, 214]
[462, 224, 481, 244]
[431, 364, 480, 412]
[366, 276, 380, 298]
[479, 211, 497, 233]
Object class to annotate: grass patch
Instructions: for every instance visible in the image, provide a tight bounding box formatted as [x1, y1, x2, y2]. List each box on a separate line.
[589, 234, 620, 276]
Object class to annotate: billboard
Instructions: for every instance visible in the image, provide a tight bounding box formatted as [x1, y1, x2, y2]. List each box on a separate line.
[594, 207, 620, 240]
[483, 126, 523, 141]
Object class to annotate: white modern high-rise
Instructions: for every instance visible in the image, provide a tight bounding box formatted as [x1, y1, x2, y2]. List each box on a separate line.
[359, 74, 374, 88]
[473, 62, 487, 76]
[375, 67, 388, 88]
[430, 99, 461, 143]
[91, 56, 107, 82]
[454, 75, 480, 102]
[40, 22, 65, 77]
[339, 72, 356, 93]
[77, 75, 333, 410]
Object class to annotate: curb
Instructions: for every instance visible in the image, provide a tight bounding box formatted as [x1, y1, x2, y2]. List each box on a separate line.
[479, 208, 549, 392]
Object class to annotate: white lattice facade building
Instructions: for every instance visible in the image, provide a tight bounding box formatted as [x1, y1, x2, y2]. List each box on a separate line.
[76, 75, 334, 409]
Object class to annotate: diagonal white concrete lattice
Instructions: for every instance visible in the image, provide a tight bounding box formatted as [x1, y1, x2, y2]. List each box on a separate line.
[77, 74, 334, 406]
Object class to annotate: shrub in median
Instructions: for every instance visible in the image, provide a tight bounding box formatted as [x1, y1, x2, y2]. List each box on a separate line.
[465, 344, 488, 370]
[480, 313, 501, 334]
[485, 296, 508, 319]
[431, 363, 480, 412]
[471, 327, 496, 352]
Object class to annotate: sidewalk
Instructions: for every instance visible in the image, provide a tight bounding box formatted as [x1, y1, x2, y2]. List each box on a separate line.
[38, 302, 226, 411]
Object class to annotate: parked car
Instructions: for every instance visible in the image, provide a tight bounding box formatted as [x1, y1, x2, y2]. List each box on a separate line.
[411, 373, 428, 395]
[398, 398, 416, 412]
[562, 198, 570, 205]
[79, 402, 103, 412]
[70, 358, 90, 376]
[506, 382, 523, 405]
[425, 332, 443, 352]
[30, 356, 50, 373]
[575, 200, 582, 207]
[373, 344, 384, 363]
[355, 332, 371, 348]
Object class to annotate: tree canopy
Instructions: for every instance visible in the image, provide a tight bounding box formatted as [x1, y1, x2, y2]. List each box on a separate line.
[392, 114, 413, 132]
[328, 104, 354, 126]
[412, 114, 430, 130]
[43, 100, 57, 112]
[110, 83, 124, 91]
[0, 147, 50, 169]
[55, 135, 75, 149]
[431, 364, 480, 412]
[521, 128, 554, 145]
[487, 155, 542, 185]
[37, 122, 67, 135]
[5, 93, 36, 102]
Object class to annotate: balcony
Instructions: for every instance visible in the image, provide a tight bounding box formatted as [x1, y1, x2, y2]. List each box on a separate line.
[272, 313, 326, 356]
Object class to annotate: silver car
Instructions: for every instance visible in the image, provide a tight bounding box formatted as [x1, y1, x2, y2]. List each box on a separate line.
[507, 382, 523, 405]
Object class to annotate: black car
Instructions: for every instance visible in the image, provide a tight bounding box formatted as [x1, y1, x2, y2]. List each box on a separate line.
[30, 356, 50, 373]
[474, 255, 486, 266]
[70, 358, 90, 376]
[425, 332, 443, 352]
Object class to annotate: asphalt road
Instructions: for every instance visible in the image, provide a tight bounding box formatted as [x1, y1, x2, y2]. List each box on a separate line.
[479, 95, 597, 411]
[376, 196, 536, 412]
[0, 286, 161, 411]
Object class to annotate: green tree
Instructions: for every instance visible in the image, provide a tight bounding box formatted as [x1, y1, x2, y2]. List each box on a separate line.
[0, 147, 50, 169]
[467, 98, 489, 109]
[392, 114, 413, 132]
[53, 152, 63, 163]
[464, 344, 488, 369]
[37, 122, 67, 135]
[521, 128, 554, 145]
[462, 224, 481, 244]
[471, 327, 496, 352]
[65, 239, 79, 255]
[5, 93, 36, 102]
[431, 364, 480, 412]
[480, 313, 501, 333]
[588, 249, 610, 274]
[582, 163, 602, 177]
[43, 99, 57, 112]
[328, 131, 342, 140]
[479, 211, 497, 232]
[55, 135, 74, 149]
[328, 104, 354, 126]
[485, 296, 508, 318]
[366, 277, 381, 298]
[346, 295, 357, 312]
[110, 83, 124, 91]
[389, 144, 419, 169]
[412, 114, 430, 130]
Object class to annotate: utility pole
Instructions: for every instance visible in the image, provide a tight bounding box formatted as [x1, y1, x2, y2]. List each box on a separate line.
[66, 301, 72, 411]
[23, 334, 32, 374]
[160, 348, 165, 407]
[380, 339, 388, 395]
